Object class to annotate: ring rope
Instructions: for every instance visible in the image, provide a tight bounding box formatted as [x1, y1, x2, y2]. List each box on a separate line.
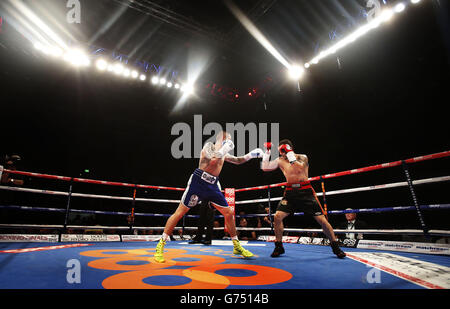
[0, 223, 448, 236]
[1, 204, 448, 218]
[234, 150, 450, 192]
[1, 151, 448, 238]
[235, 175, 450, 204]
[1, 175, 448, 206]
[2, 150, 449, 192]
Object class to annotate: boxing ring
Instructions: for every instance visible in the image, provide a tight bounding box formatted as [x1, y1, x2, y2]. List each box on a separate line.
[0, 150, 449, 290]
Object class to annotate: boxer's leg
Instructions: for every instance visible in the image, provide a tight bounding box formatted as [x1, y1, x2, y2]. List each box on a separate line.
[271, 211, 290, 257]
[271, 196, 292, 258]
[154, 203, 191, 263]
[273, 210, 290, 243]
[314, 215, 346, 258]
[208, 182, 254, 258]
[210, 202, 237, 238]
[209, 202, 254, 258]
[309, 189, 346, 259]
[163, 203, 190, 236]
[155, 174, 199, 263]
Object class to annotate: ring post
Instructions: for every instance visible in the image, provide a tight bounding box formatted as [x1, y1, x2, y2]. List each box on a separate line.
[320, 176, 328, 219]
[267, 185, 274, 232]
[63, 178, 74, 232]
[402, 160, 428, 235]
[182, 214, 186, 237]
[224, 189, 236, 236]
[129, 186, 137, 234]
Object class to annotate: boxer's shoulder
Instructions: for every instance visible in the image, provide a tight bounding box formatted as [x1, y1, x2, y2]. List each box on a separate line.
[297, 154, 308, 161]
[202, 142, 215, 158]
[203, 142, 215, 149]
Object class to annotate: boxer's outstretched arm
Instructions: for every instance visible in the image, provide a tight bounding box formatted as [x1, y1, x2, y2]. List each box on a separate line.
[224, 154, 248, 165]
[260, 142, 278, 171]
[261, 158, 279, 171]
[224, 148, 264, 165]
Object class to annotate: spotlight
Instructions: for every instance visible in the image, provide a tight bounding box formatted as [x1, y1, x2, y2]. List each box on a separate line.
[159, 78, 166, 86]
[380, 9, 394, 22]
[139, 74, 146, 81]
[174, 83, 180, 89]
[394, 3, 406, 12]
[123, 68, 131, 78]
[151, 76, 159, 84]
[185, 84, 194, 95]
[33, 42, 43, 51]
[411, 0, 421, 4]
[131, 70, 139, 79]
[96, 59, 108, 71]
[369, 17, 382, 29]
[346, 24, 371, 44]
[37, 45, 63, 58]
[63, 49, 90, 67]
[167, 82, 173, 88]
[304, 63, 310, 69]
[48, 46, 63, 58]
[113, 63, 124, 75]
[288, 64, 305, 80]
[40, 46, 51, 55]
[181, 84, 194, 95]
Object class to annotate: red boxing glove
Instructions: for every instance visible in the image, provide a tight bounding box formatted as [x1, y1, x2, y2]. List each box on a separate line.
[279, 144, 296, 164]
[278, 144, 292, 154]
[264, 142, 272, 151]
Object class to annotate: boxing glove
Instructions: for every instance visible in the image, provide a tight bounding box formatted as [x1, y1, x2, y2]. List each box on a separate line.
[216, 139, 235, 158]
[244, 148, 264, 161]
[279, 144, 297, 164]
[262, 142, 272, 162]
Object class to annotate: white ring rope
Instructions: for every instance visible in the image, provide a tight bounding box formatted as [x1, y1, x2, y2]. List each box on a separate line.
[1, 175, 448, 205]
[0, 186, 180, 204]
[235, 175, 450, 205]
[1, 223, 448, 236]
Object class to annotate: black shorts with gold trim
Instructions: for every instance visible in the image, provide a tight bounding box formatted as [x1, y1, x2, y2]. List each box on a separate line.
[277, 185, 324, 217]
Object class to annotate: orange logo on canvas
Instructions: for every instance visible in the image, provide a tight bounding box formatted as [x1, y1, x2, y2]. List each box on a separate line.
[80, 247, 292, 289]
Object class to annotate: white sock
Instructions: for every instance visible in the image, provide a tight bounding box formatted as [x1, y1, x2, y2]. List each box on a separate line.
[162, 233, 170, 241]
[231, 236, 238, 241]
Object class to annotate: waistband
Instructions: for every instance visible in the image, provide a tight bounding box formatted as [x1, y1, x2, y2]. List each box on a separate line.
[285, 182, 312, 191]
[193, 169, 219, 185]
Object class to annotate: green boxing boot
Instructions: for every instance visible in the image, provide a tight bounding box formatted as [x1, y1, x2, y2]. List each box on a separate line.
[154, 238, 166, 263]
[232, 239, 254, 258]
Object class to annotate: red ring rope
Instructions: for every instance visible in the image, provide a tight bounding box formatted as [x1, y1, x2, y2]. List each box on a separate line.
[2, 150, 449, 192]
[235, 150, 450, 192]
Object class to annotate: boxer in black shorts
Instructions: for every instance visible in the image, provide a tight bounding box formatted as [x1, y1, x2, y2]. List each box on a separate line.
[278, 183, 324, 217]
[261, 139, 346, 259]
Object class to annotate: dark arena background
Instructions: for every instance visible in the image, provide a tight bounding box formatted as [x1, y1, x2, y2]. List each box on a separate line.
[0, 0, 449, 302]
